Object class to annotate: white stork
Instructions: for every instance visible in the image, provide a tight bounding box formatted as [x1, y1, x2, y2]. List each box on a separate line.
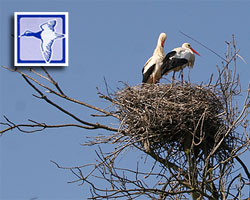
[161, 43, 200, 82]
[142, 33, 167, 84]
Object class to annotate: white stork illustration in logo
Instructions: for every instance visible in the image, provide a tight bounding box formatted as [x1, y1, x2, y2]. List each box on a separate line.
[20, 20, 64, 63]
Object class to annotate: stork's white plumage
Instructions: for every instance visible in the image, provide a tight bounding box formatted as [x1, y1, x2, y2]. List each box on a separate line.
[142, 33, 166, 84]
[161, 43, 200, 82]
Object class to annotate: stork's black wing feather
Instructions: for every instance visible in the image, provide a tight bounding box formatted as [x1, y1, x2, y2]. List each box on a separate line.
[170, 58, 188, 70]
[162, 51, 176, 64]
[161, 51, 176, 75]
[161, 51, 188, 75]
[142, 64, 155, 83]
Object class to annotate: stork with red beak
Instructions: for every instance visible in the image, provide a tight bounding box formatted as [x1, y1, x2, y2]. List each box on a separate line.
[142, 33, 166, 84]
[161, 43, 200, 82]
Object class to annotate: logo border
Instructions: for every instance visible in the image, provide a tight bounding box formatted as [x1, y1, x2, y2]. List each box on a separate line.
[14, 12, 69, 67]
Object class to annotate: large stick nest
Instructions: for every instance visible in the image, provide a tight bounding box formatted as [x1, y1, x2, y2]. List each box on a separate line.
[115, 83, 232, 160]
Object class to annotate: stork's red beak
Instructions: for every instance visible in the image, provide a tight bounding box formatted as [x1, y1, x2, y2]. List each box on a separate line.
[190, 47, 200, 56]
[162, 40, 165, 47]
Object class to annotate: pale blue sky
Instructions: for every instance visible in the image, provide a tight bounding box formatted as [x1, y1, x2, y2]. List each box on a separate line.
[1, 0, 250, 199]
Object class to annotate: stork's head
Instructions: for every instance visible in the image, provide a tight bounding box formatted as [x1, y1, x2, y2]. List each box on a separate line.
[20, 30, 33, 37]
[159, 32, 167, 47]
[182, 43, 191, 49]
[182, 43, 200, 56]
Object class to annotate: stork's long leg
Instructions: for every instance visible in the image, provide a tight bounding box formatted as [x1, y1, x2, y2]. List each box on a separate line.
[181, 71, 184, 84]
[172, 71, 176, 83]
[153, 76, 156, 84]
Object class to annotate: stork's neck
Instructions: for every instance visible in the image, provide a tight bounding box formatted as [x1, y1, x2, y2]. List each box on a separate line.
[25, 31, 42, 39]
[153, 44, 165, 57]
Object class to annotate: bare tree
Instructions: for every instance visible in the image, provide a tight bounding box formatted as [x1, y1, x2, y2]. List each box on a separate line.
[1, 36, 250, 199]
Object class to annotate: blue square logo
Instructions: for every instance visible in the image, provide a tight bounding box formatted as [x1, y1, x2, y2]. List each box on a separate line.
[15, 12, 69, 66]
